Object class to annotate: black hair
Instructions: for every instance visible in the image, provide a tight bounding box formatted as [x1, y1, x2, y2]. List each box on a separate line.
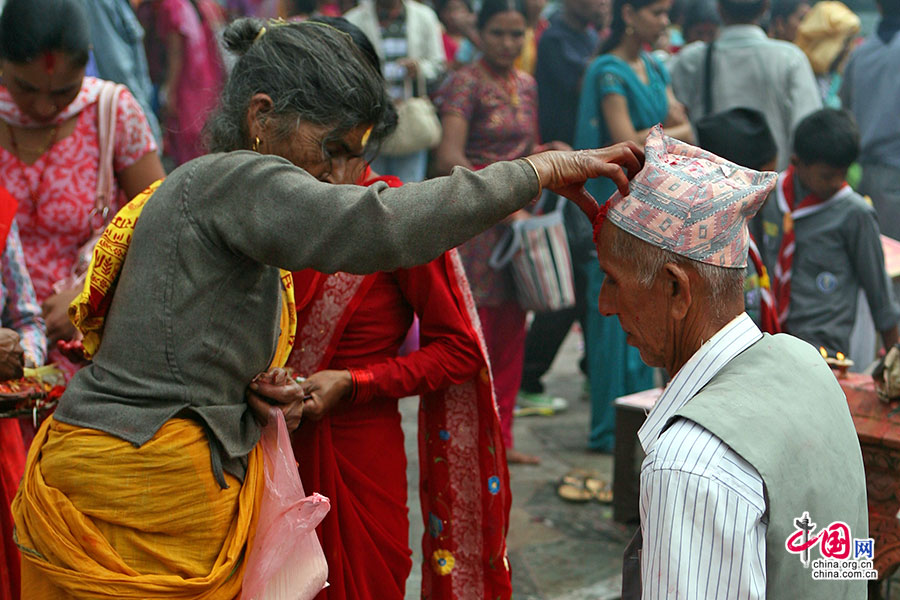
[696, 107, 776, 170]
[877, 0, 900, 13]
[793, 109, 860, 168]
[769, 0, 807, 21]
[668, 0, 689, 26]
[477, 0, 527, 31]
[436, 0, 473, 18]
[717, 0, 767, 23]
[205, 18, 396, 156]
[0, 0, 90, 67]
[683, 0, 721, 31]
[600, 0, 661, 54]
[308, 16, 382, 74]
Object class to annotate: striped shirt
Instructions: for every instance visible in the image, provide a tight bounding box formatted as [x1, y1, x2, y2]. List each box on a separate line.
[0, 221, 46, 366]
[638, 313, 767, 599]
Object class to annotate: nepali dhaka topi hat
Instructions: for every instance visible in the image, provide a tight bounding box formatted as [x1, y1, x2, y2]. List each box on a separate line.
[595, 125, 776, 268]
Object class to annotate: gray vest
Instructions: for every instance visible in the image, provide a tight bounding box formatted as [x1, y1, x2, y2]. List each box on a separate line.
[676, 333, 867, 599]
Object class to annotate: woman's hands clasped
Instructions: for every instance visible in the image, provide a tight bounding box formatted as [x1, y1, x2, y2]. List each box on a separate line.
[246, 367, 307, 431]
[525, 141, 645, 219]
[247, 367, 353, 431]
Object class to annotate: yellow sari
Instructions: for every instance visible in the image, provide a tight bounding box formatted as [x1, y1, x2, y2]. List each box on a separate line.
[12, 181, 297, 599]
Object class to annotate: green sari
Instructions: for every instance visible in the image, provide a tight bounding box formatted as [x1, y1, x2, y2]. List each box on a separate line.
[574, 51, 668, 451]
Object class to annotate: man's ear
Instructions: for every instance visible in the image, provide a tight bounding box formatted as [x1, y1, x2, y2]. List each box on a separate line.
[663, 262, 692, 320]
[245, 93, 275, 146]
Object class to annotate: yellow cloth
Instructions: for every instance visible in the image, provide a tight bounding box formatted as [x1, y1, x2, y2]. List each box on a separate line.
[13, 180, 299, 598]
[795, 1, 860, 75]
[514, 27, 537, 75]
[13, 418, 264, 599]
[69, 179, 297, 363]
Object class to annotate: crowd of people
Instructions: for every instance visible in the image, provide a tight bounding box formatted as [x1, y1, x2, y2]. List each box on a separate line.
[0, 0, 897, 597]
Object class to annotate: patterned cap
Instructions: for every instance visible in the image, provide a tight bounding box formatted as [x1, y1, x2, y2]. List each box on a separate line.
[600, 126, 777, 268]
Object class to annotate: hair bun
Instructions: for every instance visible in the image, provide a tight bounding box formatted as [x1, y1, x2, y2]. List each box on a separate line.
[222, 18, 267, 57]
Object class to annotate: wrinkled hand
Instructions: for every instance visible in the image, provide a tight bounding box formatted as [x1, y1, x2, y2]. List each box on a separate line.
[300, 369, 352, 421]
[526, 142, 644, 220]
[0, 328, 24, 381]
[246, 367, 306, 431]
[42, 286, 81, 345]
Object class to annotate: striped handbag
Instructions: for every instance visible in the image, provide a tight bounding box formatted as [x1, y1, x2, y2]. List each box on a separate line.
[489, 193, 576, 312]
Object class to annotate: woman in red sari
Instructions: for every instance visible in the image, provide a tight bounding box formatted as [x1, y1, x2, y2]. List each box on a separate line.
[289, 165, 513, 600]
[289, 228, 512, 599]
[285, 22, 511, 597]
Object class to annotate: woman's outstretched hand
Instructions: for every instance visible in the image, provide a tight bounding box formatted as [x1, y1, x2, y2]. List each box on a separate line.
[247, 367, 306, 431]
[525, 142, 644, 219]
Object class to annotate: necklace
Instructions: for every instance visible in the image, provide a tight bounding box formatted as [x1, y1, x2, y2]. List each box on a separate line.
[479, 60, 519, 108]
[5, 121, 59, 211]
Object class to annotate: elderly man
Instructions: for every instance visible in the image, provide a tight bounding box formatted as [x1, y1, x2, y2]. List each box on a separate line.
[578, 127, 868, 599]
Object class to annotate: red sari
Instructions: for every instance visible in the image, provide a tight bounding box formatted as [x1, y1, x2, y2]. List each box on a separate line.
[0, 188, 22, 600]
[287, 171, 512, 600]
[0, 419, 24, 600]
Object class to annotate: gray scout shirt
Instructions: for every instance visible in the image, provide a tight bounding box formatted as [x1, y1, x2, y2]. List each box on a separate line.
[752, 176, 900, 355]
[54, 151, 539, 484]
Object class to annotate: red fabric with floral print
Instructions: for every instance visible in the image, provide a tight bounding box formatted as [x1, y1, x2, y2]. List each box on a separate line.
[0, 81, 156, 377]
[285, 167, 512, 600]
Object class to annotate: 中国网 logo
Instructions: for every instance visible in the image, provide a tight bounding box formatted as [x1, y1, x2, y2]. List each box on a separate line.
[785, 512, 878, 580]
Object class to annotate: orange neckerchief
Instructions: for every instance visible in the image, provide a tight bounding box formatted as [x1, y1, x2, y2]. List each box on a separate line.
[69, 180, 297, 367]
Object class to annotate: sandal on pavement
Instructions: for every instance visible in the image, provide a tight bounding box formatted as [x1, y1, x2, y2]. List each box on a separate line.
[584, 475, 613, 503]
[557, 472, 593, 502]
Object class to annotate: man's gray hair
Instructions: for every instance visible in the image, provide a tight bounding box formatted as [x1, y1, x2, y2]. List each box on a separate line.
[608, 225, 746, 319]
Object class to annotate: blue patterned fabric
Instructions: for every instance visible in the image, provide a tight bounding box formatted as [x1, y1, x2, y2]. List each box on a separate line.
[0, 221, 47, 365]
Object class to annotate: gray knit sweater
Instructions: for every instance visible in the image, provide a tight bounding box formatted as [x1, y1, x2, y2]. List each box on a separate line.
[55, 151, 538, 483]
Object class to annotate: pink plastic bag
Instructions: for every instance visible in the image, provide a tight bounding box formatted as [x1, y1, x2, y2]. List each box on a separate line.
[241, 407, 331, 600]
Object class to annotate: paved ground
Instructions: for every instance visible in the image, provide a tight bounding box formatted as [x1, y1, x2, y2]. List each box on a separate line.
[400, 327, 630, 599]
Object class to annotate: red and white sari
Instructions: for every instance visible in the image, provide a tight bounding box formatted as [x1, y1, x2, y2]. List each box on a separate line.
[286, 170, 512, 600]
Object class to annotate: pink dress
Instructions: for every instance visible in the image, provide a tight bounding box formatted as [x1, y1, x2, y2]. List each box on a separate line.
[156, 0, 224, 165]
[0, 78, 157, 373]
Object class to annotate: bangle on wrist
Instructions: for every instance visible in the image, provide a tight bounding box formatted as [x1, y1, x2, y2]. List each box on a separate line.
[522, 157, 542, 199]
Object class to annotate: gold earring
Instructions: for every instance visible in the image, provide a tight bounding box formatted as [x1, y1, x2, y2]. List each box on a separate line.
[252, 136, 260, 152]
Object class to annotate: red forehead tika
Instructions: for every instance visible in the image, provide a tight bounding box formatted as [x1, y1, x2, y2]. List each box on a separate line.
[43, 52, 56, 74]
